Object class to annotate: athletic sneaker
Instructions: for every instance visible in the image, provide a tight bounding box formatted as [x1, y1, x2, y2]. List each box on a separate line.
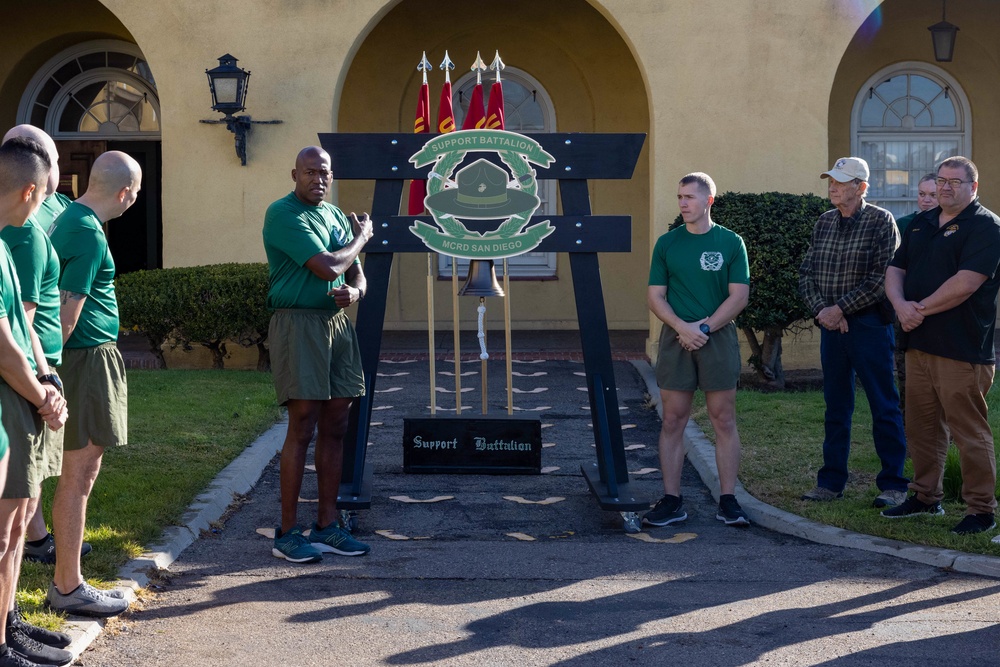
[801, 486, 843, 502]
[0, 645, 41, 667]
[6, 624, 72, 666]
[8, 607, 71, 649]
[880, 494, 945, 518]
[46, 581, 128, 618]
[309, 522, 371, 556]
[716, 494, 751, 527]
[642, 495, 687, 527]
[873, 489, 908, 509]
[951, 513, 996, 535]
[272, 526, 322, 563]
[23, 533, 92, 565]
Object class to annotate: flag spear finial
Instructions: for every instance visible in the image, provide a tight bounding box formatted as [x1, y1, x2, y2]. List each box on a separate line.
[471, 51, 487, 86]
[440, 50, 455, 84]
[490, 51, 505, 83]
[417, 51, 432, 85]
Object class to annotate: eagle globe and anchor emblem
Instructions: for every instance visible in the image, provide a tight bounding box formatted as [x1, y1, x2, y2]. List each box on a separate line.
[408, 130, 556, 262]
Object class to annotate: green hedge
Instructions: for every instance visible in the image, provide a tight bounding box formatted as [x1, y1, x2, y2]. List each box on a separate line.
[672, 191, 829, 387]
[117, 263, 270, 370]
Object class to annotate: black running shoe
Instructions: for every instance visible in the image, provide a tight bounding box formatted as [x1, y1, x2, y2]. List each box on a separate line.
[642, 495, 687, 527]
[951, 513, 996, 535]
[8, 608, 71, 649]
[6, 625, 72, 666]
[880, 494, 944, 518]
[716, 494, 750, 527]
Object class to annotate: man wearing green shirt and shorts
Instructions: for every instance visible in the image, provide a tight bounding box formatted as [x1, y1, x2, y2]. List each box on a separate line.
[645, 172, 751, 529]
[0, 136, 71, 667]
[47, 150, 141, 618]
[263, 146, 373, 563]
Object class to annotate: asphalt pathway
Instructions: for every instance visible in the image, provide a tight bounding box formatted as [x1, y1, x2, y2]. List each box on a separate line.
[80, 359, 1000, 666]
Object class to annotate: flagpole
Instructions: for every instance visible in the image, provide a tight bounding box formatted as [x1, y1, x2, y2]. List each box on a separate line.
[504, 259, 513, 415]
[427, 253, 436, 415]
[452, 261, 461, 413]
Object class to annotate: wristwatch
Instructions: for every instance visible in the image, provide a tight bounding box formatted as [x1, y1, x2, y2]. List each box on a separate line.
[699, 323, 711, 336]
[38, 373, 63, 393]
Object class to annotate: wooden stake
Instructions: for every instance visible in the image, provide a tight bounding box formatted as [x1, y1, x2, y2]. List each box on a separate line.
[504, 259, 513, 415]
[452, 261, 461, 413]
[427, 253, 436, 415]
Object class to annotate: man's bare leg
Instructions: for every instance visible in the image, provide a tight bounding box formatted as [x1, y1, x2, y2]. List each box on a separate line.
[22, 498, 46, 543]
[314, 398, 352, 529]
[0, 499, 22, 648]
[705, 388, 741, 496]
[279, 400, 320, 533]
[51, 443, 103, 594]
[658, 389, 695, 496]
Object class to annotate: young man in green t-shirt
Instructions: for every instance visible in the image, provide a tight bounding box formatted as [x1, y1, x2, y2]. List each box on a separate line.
[0, 136, 70, 667]
[263, 146, 374, 563]
[646, 172, 751, 528]
[47, 150, 141, 619]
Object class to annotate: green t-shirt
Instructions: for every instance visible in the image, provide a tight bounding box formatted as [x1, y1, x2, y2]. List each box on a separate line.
[648, 223, 750, 322]
[895, 211, 918, 235]
[49, 202, 119, 348]
[262, 192, 359, 311]
[31, 192, 72, 234]
[0, 241, 37, 376]
[0, 219, 62, 366]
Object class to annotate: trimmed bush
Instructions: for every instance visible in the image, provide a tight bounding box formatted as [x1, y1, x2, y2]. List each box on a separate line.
[672, 191, 830, 388]
[118, 263, 271, 370]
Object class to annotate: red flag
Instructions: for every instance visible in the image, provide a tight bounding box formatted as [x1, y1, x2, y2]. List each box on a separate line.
[438, 81, 455, 134]
[485, 80, 504, 130]
[462, 82, 486, 130]
[408, 81, 431, 215]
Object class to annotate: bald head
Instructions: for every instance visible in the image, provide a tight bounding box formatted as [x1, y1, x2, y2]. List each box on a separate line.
[292, 146, 332, 206]
[3, 124, 59, 195]
[88, 151, 142, 197]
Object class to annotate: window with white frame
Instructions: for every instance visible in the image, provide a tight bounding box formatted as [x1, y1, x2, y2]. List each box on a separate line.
[439, 67, 557, 278]
[852, 63, 969, 219]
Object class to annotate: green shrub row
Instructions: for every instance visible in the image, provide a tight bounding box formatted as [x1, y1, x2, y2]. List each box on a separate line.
[117, 263, 271, 370]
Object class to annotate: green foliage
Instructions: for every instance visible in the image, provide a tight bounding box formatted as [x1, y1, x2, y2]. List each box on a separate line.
[673, 191, 829, 332]
[117, 263, 271, 369]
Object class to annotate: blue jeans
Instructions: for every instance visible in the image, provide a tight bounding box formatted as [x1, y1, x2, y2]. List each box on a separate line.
[818, 310, 908, 493]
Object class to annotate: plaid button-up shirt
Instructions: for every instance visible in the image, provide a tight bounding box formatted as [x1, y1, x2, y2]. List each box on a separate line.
[798, 200, 899, 316]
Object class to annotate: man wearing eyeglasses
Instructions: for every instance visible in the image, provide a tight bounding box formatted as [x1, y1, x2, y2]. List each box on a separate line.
[883, 157, 1000, 535]
[799, 157, 909, 509]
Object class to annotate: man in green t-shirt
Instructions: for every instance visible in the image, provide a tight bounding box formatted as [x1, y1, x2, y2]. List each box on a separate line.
[646, 172, 751, 529]
[0, 125, 81, 661]
[47, 150, 141, 619]
[263, 146, 373, 564]
[0, 136, 70, 667]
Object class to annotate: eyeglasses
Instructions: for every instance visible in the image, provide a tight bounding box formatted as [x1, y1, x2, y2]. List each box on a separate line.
[935, 177, 972, 188]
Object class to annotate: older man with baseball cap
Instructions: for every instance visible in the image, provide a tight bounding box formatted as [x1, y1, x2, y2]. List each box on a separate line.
[798, 156, 909, 508]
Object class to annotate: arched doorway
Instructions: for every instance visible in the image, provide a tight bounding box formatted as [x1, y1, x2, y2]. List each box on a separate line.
[18, 39, 162, 273]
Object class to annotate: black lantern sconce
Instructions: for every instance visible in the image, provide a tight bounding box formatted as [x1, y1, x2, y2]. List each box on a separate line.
[928, 0, 959, 62]
[200, 54, 281, 165]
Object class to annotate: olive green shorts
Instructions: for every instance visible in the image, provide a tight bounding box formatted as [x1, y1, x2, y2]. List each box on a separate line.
[61, 342, 128, 451]
[655, 321, 741, 392]
[269, 309, 365, 406]
[0, 382, 44, 499]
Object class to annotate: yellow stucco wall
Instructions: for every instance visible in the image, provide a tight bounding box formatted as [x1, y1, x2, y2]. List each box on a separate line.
[1, 1, 896, 362]
[338, 0, 650, 330]
[829, 0, 1000, 213]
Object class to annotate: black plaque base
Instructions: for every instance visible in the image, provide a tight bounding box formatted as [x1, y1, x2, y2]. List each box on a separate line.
[403, 415, 542, 474]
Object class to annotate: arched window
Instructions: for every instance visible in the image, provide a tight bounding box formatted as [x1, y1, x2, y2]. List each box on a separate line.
[17, 40, 160, 140]
[440, 67, 557, 278]
[852, 63, 969, 218]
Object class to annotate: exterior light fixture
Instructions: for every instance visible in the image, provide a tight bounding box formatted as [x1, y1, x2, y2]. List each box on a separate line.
[928, 0, 959, 62]
[201, 54, 281, 165]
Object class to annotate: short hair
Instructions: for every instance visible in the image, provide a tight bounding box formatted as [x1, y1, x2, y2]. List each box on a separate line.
[937, 156, 977, 183]
[0, 136, 51, 196]
[918, 173, 937, 187]
[679, 172, 716, 198]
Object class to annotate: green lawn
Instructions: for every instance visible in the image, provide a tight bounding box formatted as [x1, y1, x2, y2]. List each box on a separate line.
[689, 386, 1000, 557]
[19, 369, 282, 627]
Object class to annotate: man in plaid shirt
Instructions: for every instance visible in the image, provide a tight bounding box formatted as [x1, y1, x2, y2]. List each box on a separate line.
[798, 156, 908, 509]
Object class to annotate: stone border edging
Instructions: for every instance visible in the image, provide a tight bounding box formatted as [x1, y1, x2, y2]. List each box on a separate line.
[629, 360, 1000, 580]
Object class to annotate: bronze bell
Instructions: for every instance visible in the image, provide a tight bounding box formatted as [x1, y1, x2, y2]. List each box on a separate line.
[458, 259, 505, 297]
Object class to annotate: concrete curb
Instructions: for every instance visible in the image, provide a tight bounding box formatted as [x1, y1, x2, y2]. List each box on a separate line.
[61, 418, 288, 659]
[629, 359, 1000, 580]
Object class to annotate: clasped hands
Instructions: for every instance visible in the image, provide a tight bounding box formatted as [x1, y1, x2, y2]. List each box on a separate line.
[38, 385, 67, 431]
[676, 319, 708, 352]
